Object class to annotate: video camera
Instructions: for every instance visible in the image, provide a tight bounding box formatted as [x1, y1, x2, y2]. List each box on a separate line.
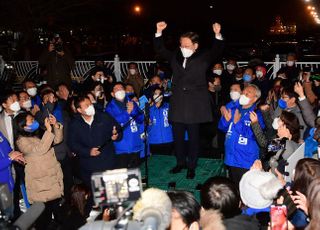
[263, 138, 288, 176]
[91, 168, 142, 207]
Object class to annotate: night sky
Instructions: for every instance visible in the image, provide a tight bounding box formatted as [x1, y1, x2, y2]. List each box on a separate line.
[1, 0, 317, 37]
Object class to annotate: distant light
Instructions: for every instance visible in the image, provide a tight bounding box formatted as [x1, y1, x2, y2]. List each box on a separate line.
[307, 6, 312, 10]
[209, 5, 213, 9]
[305, 0, 310, 2]
[134, 5, 141, 13]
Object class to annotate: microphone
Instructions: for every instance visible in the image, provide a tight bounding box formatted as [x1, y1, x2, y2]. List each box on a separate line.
[133, 188, 172, 230]
[13, 202, 45, 230]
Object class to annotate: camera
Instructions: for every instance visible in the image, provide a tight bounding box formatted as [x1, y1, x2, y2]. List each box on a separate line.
[55, 42, 64, 52]
[91, 168, 142, 207]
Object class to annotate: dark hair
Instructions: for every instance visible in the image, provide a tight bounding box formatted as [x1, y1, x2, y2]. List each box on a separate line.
[55, 82, 70, 92]
[128, 62, 138, 68]
[279, 110, 300, 143]
[281, 85, 298, 100]
[22, 79, 36, 89]
[91, 66, 105, 76]
[307, 177, 320, 230]
[180, 32, 199, 44]
[40, 88, 55, 100]
[88, 81, 104, 92]
[111, 82, 125, 92]
[0, 91, 17, 105]
[14, 112, 41, 139]
[74, 95, 90, 109]
[291, 158, 320, 195]
[201, 176, 241, 219]
[69, 184, 90, 217]
[167, 191, 201, 227]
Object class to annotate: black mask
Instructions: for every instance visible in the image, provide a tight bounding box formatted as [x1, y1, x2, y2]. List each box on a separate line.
[44, 102, 55, 113]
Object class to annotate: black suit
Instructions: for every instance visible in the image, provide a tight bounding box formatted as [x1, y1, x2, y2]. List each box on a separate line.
[154, 34, 224, 169]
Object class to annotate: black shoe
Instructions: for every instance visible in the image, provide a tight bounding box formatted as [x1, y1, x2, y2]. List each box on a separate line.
[169, 165, 186, 174]
[186, 169, 195, 179]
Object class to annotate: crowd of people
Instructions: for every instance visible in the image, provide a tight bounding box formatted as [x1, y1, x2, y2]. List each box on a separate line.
[1, 21, 320, 230]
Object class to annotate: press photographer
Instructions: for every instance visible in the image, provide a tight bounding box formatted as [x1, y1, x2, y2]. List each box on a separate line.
[39, 34, 75, 88]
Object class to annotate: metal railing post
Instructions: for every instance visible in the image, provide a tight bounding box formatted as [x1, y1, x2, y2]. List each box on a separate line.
[273, 54, 280, 78]
[114, 54, 121, 81]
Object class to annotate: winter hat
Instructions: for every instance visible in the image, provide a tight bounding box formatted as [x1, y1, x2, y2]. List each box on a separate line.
[239, 169, 283, 209]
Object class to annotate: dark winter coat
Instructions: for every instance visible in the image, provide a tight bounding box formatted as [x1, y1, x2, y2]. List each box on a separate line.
[153, 35, 224, 124]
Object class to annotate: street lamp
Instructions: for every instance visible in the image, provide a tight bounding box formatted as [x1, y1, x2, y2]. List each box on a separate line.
[133, 5, 141, 14]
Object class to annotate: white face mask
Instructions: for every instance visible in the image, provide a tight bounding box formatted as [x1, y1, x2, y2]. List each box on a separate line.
[256, 71, 264, 78]
[153, 94, 163, 103]
[129, 69, 136, 75]
[213, 69, 223, 76]
[272, 117, 280, 130]
[227, 64, 236, 71]
[180, 47, 194, 58]
[10, 101, 21, 112]
[85, 105, 95, 116]
[115, 90, 126, 101]
[230, 91, 241, 101]
[22, 100, 32, 109]
[100, 78, 105, 84]
[27, 87, 37, 97]
[0, 105, 2, 113]
[239, 94, 251, 106]
[287, 61, 295, 67]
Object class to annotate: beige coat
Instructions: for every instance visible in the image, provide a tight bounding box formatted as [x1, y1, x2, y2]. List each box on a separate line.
[16, 124, 64, 203]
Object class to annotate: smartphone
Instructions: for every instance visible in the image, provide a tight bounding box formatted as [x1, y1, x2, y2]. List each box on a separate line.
[270, 205, 288, 230]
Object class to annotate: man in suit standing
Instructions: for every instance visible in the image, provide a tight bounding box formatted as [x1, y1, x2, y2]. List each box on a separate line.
[154, 21, 224, 179]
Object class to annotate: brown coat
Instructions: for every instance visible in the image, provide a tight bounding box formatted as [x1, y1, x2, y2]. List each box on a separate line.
[16, 124, 64, 203]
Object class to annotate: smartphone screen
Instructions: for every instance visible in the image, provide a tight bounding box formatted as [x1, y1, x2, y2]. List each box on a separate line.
[270, 205, 288, 230]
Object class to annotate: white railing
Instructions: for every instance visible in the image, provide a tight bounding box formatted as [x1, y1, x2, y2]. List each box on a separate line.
[7, 54, 320, 83]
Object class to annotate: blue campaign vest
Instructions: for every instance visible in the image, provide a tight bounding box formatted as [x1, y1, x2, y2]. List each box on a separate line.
[105, 99, 144, 154]
[148, 103, 173, 144]
[0, 132, 14, 192]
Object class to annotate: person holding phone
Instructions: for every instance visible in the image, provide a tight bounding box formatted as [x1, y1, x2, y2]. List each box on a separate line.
[14, 112, 64, 228]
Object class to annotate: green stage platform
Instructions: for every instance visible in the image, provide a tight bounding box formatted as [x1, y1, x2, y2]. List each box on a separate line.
[140, 155, 226, 199]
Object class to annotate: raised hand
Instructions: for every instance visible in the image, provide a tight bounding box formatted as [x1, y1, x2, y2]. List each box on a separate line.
[156, 21, 167, 33]
[294, 82, 305, 98]
[249, 111, 258, 124]
[44, 117, 52, 132]
[233, 109, 241, 124]
[127, 102, 134, 114]
[223, 108, 232, 122]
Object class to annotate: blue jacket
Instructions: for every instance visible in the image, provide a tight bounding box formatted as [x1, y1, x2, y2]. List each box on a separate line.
[0, 131, 14, 192]
[218, 101, 265, 169]
[67, 111, 122, 173]
[148, 103, 173, 144]
[105, 99, 144, 154]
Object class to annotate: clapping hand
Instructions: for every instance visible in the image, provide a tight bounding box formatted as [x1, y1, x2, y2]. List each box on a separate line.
[111, 126, 118, 141]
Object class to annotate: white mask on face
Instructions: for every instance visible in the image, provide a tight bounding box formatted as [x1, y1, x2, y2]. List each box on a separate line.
[115, 90, 126, 101]
[272, 117, 280, 130]
[129, 69, 136, 75]
[213, 69, 223, 76]
[227, 64, 236, 71]
[26, 87, 37, 97]
[239, 94, 250, 106]
[85, 105, 95, 116]
[256, 71, 264, 78]
[230, 91, 241, 101]
[153, 94, 163, 103]
[287, 61, 295, 67]
[0, 105, 2, 113]
[100, 78, 105, 84]
[180, 47, 194, 58]
[10, 101, 21, 112]
[22, 100, 32, 109]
